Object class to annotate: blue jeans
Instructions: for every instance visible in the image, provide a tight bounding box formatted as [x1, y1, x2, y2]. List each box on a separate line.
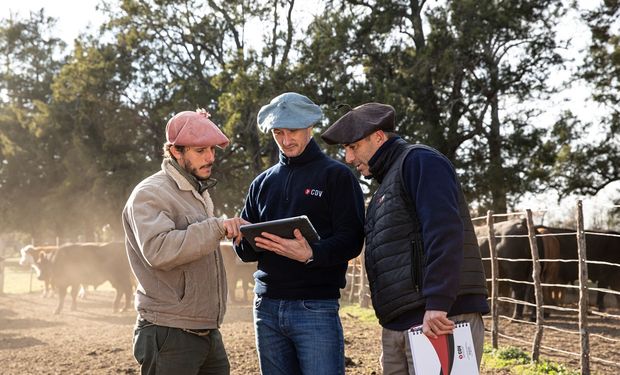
[253, 296, 344, 375]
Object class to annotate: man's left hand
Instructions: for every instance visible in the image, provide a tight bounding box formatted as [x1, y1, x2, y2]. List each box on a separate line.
[253, 229, 313, 263]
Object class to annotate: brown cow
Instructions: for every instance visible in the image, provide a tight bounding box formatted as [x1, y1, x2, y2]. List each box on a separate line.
[220, 242, 255, 303]
[36, 242, 134, 314]
[536, 227, 563, 306]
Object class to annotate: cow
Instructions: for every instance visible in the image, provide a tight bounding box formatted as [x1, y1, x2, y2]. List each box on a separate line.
[19, 245, 57, 297]
[19, 245, 92, 299]
[540, 226, 620, 312]
[536, 227, 563, 306]
[219, 242, 254, 303]
[476, 219, 563, 320]
[585, 230, 620, 311]
[35, 242, 134, 314]
[477, 219, 532, 319]
[478, 220, 620, 318]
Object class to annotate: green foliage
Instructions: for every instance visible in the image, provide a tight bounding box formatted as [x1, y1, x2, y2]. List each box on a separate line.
[552, 1, 620, 198]
[482, 345, 579, 374]
[0, 11, 69, 240]
[305, 0, 570, 215]
[0, 1, 618, 241]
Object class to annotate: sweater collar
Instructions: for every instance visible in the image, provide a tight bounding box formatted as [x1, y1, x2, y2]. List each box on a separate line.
[165, 158, 217, 194]
[278, 138, 323, 166]
[368, 137, 409, 183]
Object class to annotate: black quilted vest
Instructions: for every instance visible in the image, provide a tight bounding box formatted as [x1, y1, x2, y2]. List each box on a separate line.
[365, 139, 487, 325]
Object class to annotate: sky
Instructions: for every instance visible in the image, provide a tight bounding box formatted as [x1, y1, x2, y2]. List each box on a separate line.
[3, 0, 317, 50]
[3, 0, 618, 226]
[3, 0, 106, 43]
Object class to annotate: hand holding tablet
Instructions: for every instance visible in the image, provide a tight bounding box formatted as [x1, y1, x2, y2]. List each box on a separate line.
[240, 215, 320, 252]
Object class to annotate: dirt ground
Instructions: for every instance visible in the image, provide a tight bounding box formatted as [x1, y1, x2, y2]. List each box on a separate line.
[0, 290, 618, 374]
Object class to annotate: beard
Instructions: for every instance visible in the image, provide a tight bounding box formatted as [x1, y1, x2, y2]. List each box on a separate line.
[184, 161, 213, 181]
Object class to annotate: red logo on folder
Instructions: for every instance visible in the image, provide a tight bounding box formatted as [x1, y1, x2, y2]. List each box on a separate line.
[408, 322, 479, 374]
[428, 333, 455, 374]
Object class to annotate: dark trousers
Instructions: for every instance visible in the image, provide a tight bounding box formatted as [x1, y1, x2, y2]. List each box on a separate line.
[133, 318, 230, 375]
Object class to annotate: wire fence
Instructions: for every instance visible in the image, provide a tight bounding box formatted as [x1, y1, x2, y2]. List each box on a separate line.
[342, 200, 620, 375]
[2, 202, 618, 373]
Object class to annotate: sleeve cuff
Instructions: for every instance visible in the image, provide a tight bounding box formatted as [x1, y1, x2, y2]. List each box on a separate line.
[425, 296, 455, 312]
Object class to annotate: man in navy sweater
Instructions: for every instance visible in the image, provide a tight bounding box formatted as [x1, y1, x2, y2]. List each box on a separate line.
[321, 103, 489, 374]
[234, 92, 365, 375]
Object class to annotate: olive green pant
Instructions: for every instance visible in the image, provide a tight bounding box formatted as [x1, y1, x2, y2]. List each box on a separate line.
[133, 318, 230, 375]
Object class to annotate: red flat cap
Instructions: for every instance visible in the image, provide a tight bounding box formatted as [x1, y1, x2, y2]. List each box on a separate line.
[166, 109, 229, 148]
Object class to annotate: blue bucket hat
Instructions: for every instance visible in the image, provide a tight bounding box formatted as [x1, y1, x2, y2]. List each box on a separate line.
[257, 92, 323, 133]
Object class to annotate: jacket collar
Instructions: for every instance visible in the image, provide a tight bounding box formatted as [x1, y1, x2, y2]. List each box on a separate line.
[368, 137, 408, 184]
[278, 138, 323, 166]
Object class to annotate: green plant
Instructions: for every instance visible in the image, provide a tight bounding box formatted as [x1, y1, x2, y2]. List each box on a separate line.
[482, 344, 579, 374]
[338, 302, 378, 323]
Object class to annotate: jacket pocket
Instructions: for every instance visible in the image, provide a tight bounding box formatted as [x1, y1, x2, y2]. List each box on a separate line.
[178, 271, 187, 301]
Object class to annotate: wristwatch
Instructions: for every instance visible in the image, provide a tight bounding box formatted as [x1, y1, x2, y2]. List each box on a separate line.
[304, 255, 314, 265]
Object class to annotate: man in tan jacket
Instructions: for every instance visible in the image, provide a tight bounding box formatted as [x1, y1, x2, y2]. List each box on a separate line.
[122, 109, 247, 375]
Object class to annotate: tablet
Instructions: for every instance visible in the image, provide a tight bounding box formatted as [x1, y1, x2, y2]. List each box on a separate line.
[240, 215, 321, 252]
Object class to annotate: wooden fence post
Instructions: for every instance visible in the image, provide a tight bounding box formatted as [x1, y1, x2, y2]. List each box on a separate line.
[526, 209, 544, 362]
[486, 210, 499, 349]
[0, 243, 5, 295]
[348, 257, 358, 302]
[358, 247, 370, 308]
[576, 200, 590, 375]
[29, 238, 34, 293]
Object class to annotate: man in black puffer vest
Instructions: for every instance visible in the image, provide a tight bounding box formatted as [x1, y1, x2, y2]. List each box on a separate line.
[322, 103, 489, 374]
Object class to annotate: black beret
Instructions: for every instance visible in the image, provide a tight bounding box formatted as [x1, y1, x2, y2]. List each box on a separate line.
[321, 103, 395, 145]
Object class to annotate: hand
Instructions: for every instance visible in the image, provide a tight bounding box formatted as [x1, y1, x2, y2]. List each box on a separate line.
[223, 217, 249, 245]
[253, 228, 313, 262]
[422, 310, 454, 339]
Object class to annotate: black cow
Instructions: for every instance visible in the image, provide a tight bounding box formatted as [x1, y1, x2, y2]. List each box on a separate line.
[37, 242, 134, 314]
[476, 219, 563, 320]
[477, 219, 532, 319]
[540, 226, 620, 312]
[478, 220, 620, 318]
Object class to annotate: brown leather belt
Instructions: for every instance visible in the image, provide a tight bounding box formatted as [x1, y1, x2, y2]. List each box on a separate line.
[181, 328, 212, 337]
[139, 318, 213, 337]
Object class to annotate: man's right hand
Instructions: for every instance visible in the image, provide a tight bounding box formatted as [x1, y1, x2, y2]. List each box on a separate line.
[223, 217, 249, 245]
[422, 310, 454, 338]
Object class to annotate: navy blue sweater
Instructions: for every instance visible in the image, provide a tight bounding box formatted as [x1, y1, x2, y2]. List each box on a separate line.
[234, 139, 365, 299]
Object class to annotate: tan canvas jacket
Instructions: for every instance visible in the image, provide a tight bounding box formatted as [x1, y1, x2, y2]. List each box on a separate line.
[122, 158, 228, 329]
